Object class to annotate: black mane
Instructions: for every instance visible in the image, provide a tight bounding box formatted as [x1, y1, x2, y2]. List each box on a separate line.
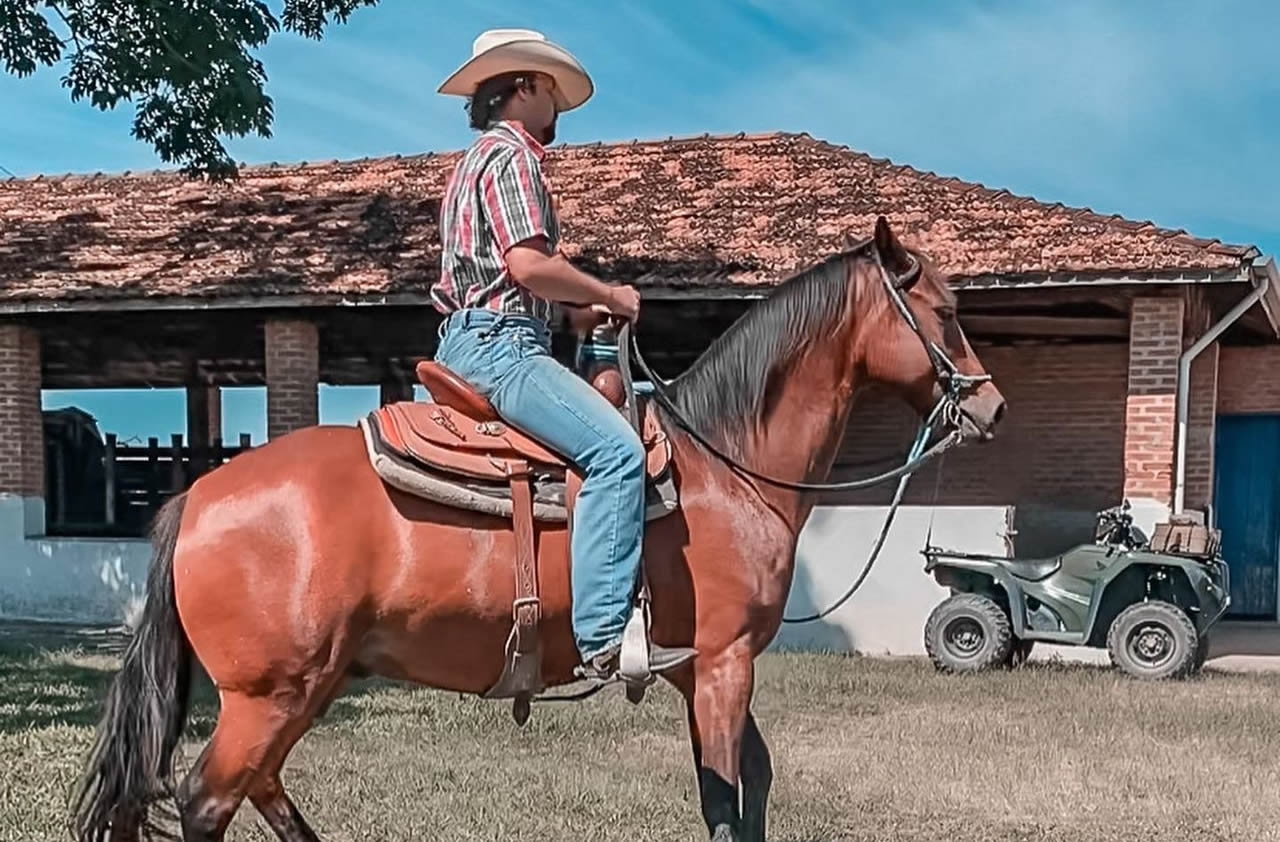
[663, 248, 867, 454]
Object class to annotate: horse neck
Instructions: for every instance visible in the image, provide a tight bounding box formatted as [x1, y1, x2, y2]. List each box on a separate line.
[736, 297, 868, 529]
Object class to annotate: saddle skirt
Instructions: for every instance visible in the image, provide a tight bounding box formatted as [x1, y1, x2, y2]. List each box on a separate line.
[357, 361, 679, 522]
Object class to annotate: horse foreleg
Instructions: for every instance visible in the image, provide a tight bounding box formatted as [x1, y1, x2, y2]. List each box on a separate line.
[682, 645, 754, 842]
[739, 713, 772, 842]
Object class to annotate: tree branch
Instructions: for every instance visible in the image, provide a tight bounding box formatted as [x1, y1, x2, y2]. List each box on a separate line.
[49, 2, 83, 54]
[145, 0, 207, 78]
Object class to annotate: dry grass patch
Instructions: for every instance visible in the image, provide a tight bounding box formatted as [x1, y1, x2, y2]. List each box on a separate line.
[2, 629, 1280, 841]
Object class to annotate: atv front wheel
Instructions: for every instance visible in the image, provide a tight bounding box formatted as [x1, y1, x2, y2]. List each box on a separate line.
[925, 593, 1013, 673]
[1106, 601, 1199, 680]
[1006, 638, 1035, 668]
[1191, 632, 1211, 673]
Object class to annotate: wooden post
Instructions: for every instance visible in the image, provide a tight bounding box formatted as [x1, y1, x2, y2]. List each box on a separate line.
[147, 437, 160, 509]
[170, 433, 185, 494]
[208, 385, 222, 441]
[380, 364, 414, 406]
[50, 441, 65, 530]
[240, 433, 252, 449]
[104, 433, 117, 527]
[187, 383, 216, 476]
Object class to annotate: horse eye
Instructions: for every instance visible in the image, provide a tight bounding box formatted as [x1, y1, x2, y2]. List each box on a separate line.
[936, 307, 956, 322]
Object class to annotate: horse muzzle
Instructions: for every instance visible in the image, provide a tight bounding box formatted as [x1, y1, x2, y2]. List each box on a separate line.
[955, 386, 1006, 443]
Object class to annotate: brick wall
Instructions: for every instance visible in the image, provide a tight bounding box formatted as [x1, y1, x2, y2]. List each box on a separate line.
[265, 319, 319, 439]
[832, 343, 1129, 510]
[1183, 344, 1219, 509]
[1219, 346, 1280, 414]
[1122, 298, 1183, 503]
[0, 322, 44, 497]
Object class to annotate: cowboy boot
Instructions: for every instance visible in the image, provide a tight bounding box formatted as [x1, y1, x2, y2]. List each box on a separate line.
[577, 640, 697, 683]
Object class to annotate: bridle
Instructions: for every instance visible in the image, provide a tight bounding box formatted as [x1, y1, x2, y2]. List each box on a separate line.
[620, 237, 992, 494]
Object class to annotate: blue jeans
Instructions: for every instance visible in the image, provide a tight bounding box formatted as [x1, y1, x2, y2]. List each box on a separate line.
[434, 309, 646, 661]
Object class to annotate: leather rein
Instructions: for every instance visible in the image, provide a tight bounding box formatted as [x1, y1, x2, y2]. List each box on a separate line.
[618, 238, 991, 494]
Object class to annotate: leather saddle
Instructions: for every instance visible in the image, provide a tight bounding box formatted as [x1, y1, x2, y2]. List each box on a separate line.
[371, 362, 672, 489]
[356, 358, 680, 723]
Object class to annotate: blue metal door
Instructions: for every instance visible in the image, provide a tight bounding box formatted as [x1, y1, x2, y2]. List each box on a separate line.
[1214, 414, 1280, 618]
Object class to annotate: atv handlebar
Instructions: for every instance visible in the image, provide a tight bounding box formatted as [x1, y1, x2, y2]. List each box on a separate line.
[1094, 501, 1145, 550]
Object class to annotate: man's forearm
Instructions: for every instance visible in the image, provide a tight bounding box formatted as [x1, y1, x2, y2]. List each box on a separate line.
[508, 250, 615, 307]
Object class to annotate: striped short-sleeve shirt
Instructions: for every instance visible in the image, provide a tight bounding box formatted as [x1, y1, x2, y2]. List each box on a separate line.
[432, 120, 560, 323]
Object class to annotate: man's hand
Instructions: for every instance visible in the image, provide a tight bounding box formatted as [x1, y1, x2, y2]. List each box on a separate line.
[564, 303, 607, 333]
[596, 284, 641, 322]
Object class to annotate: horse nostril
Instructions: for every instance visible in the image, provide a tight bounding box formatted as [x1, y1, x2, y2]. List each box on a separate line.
[992, 400, 1007, 427]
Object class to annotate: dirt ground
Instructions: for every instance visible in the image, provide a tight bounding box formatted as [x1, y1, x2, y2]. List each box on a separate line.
[3, 624, 1280, 841]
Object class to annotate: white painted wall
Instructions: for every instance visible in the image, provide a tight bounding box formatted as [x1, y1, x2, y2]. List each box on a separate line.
[773, 505, 1011, 655]
[1126, 497, 1173, 542]
[0, 496, 151, 624]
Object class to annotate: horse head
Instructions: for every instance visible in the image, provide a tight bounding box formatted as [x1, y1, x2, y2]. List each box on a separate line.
[856, 216, 1006, 443]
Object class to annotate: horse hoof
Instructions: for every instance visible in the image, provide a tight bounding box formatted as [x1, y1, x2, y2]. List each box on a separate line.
[512, 697, 531, 725]
[625, 683, 646, 705]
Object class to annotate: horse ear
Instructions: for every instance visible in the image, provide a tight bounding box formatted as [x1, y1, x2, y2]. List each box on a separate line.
[873, 215, 913, 275]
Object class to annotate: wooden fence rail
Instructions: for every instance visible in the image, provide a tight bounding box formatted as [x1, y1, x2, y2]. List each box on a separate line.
[46, 433, 254, 537]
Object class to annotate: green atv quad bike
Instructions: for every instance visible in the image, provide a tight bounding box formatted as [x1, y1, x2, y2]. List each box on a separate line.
[922, 502, 1231, 680]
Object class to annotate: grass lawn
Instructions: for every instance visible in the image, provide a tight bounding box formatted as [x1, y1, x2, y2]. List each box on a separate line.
[3, 624, 1280, 841]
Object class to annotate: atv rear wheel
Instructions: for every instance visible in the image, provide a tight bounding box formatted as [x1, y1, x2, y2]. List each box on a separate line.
[1106, 601, 1198, 680]
[925, 593, 1013, 673]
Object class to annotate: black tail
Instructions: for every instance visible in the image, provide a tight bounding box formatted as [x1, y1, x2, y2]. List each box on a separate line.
[70, 492, 192, 842]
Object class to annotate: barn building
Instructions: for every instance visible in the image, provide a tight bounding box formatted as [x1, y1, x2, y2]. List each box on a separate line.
[1, 132, 1278, 657]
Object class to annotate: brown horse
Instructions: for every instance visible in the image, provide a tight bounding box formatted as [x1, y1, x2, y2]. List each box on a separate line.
[71, 217, 1005, 842]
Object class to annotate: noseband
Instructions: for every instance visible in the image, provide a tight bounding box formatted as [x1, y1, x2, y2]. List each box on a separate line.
[623, 239, 989, 493]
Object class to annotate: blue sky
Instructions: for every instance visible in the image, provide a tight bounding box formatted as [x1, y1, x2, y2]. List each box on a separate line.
[5, 0, 1279, 444]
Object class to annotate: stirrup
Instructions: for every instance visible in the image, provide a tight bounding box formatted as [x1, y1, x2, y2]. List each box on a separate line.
[618, 600, 654, 687]
[572, 602, 652, 680]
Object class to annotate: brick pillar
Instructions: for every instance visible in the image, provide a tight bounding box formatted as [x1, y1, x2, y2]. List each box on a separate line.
[1123, 298, 1183, 509]
[265, 319, 319, 439]
[0, 323, 44, 534]
[1184, 344, 1219, 511]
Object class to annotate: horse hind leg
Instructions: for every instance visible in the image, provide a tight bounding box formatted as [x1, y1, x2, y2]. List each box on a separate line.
[246, 677, 349, 842]
[177, 687, 319, 841]
[249, 774, 322, 842]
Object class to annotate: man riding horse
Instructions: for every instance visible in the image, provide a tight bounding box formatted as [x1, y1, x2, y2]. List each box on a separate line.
[433, 29, 698, 683]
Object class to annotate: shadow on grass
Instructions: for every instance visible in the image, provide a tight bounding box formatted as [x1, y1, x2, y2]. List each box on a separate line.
[0, 624, 408, 738]
[0, 646, 116, 732]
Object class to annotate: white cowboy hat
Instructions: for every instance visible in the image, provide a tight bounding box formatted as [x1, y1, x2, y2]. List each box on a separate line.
[437, 28, 594, 112]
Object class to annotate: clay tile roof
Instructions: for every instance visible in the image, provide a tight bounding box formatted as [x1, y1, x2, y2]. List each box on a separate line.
[0, 132, 1260, 304]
